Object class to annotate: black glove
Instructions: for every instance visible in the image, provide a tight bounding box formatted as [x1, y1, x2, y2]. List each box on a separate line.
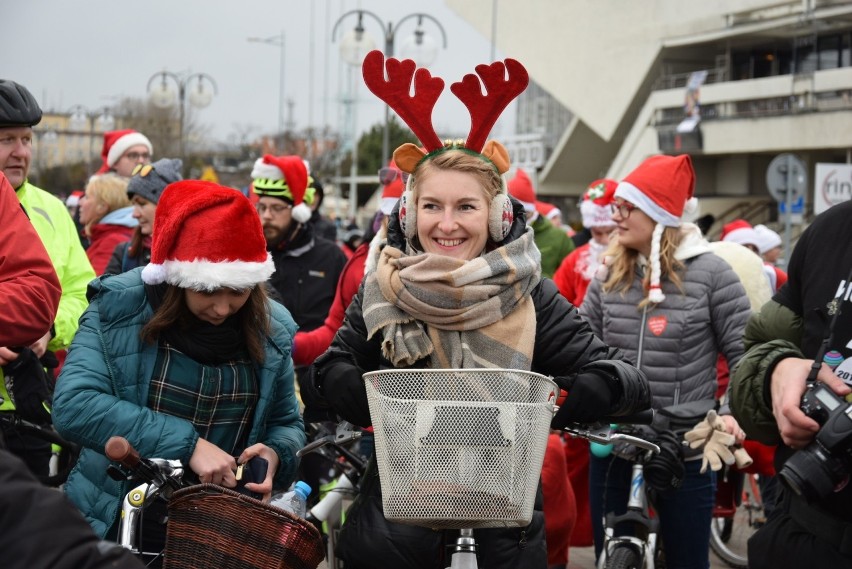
[551, 371, 613, 428]
[316, 355, 372, 427]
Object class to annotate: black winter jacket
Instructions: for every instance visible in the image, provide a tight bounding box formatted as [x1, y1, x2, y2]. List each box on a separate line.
[311, 198, 649, 569]
[267, 223, 347, 333]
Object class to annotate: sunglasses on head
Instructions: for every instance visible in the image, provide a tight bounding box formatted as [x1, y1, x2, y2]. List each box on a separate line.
[378, 167, 410, 186]
[131, 163, 155, 177]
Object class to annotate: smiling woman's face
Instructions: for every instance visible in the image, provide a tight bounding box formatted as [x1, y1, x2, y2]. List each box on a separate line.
[415, 169, 490, 261]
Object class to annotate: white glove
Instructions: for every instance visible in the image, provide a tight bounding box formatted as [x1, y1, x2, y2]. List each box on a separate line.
[684, 410, 752, 474]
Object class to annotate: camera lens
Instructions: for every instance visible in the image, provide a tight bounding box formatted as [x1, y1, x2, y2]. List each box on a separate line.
[779, 443, 846, 502]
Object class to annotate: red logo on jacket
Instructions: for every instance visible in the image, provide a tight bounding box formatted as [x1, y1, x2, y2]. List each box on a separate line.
[648, 315, 668, 336]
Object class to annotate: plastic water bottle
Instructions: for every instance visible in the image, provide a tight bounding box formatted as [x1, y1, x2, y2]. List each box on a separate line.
[270, 480, 311, 517]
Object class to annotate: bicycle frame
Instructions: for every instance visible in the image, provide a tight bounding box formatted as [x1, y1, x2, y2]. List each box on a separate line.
[116, 458, 184, 557]
[596, 455, 660, 569]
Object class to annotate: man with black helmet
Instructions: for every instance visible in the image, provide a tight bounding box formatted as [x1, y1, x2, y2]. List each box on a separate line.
[0, 79, 95, 476]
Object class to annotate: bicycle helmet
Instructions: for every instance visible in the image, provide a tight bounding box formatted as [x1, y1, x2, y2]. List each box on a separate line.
[0, 79, 42, 128]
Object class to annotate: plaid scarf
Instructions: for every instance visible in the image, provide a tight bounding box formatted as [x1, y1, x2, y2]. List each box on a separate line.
[363, 228, 541, 369]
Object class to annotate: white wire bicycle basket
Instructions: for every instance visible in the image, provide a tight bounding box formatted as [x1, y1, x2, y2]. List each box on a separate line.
[363, 368, 557, 529]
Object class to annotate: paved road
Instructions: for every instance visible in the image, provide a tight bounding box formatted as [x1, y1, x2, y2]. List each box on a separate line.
[568, 545, 737, 568]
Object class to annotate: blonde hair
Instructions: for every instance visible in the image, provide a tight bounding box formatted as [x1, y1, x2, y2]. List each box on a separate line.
[84, 173, 130, 235]
[411, 149, 504, 202]
[602, 225, 685, 309]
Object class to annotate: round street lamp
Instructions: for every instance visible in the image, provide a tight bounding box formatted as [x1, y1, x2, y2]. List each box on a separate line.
[146, 71, 218, 161]
[68, 104, 115, 177]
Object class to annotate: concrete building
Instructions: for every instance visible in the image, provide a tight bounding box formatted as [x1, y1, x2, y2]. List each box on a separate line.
[447, 0, 852, 230]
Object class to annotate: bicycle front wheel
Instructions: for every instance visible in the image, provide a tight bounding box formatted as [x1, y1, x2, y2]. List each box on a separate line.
[606, 545, 642, 569]
[710, 473, 764, 569]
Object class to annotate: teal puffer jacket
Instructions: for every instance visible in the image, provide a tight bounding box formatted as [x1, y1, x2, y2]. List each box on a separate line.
[53, 269, 305, 538]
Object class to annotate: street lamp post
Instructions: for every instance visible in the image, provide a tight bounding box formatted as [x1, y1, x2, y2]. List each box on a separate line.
[332, 10, 448, 167]
[146, 71, 218, 162]
[247, 31, 286, 135]
[68, 105, 115, 177]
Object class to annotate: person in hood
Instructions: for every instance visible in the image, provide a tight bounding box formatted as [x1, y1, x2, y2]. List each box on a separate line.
[580, 154, 750, 569]
[78, 173, 137, 275]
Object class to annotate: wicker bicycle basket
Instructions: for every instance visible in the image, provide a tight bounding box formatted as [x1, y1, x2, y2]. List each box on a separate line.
[162, 483, 325, 569]
[363, 368, 557, 529]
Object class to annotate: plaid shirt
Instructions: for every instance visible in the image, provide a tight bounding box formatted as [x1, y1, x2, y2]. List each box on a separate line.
[148, 343, 258, 455]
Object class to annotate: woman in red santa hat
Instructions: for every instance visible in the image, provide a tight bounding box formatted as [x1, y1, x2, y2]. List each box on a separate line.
[580, 154, 752, 569]
[53, 181, 305, 561]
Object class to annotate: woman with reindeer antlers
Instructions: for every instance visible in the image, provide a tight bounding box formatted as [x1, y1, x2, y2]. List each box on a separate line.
[308, 51, 650, 569]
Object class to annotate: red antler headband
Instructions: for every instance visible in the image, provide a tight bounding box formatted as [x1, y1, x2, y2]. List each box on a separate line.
[361, 50, 529, 175]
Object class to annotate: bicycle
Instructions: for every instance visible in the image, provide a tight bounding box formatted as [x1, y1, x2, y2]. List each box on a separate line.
[0, 412, 78, 487]
[104, 436, 325, 568]
[360, 367, 660, 569]
[566, 422, 662, 569]
[709, 465, 765, 569]
[296, 420, 368, 569]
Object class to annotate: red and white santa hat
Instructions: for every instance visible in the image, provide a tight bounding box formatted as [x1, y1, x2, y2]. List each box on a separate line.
[250, 155, 313, 223]
[615, 154, 697, 303]
[753, 224, 782, 254]
[97, 129, 153, 173]
[721, 219, 760, 249]
[380, 160, 405, 215]
[507, 168, 537, 214]
[580, 179, 618, 228]
[141, 181, 274, 291]
[536, 200, 562, 222]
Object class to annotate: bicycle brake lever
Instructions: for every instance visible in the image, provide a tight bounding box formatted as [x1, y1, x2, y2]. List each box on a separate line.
[610, 433, 661, 454]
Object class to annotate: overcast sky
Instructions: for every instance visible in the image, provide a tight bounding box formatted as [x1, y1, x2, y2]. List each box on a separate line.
[6, 0, 511, 146]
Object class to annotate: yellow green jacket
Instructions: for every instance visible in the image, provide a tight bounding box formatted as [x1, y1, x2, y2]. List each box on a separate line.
[1, 181, 94, 412]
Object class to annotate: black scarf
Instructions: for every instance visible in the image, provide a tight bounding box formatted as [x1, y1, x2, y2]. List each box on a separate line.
[145, 284, 249, 365]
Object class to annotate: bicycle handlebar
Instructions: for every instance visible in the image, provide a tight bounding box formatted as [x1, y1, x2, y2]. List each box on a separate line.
[105, 436, 141, 469]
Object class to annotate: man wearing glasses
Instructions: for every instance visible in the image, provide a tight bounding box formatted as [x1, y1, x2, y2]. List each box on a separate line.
[250, 155, 347, 347]
[95, 129, 153, 177]
[0, 79, 95, 477]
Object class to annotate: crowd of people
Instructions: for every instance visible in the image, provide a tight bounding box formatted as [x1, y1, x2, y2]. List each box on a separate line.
[1, 43, 848, 569]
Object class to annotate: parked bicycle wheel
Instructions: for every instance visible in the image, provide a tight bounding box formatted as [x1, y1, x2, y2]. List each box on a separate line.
[710, 469, 764, 569]
[606, 545, 643, 569]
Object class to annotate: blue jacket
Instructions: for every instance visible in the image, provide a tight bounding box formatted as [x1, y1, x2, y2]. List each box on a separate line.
[53, 269, 305, 537]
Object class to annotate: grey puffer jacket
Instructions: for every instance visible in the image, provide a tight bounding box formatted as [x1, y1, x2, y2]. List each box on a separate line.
[581, 224, 750, 410]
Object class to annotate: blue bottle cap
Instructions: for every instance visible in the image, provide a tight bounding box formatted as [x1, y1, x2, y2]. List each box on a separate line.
[294, 480, 312, 498]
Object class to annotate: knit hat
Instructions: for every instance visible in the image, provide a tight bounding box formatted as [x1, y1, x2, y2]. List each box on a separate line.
[580, 179, 618, 228]
[127, 158, 183, 205]
[380, 160, 405, 215]
[140, 181, 274, 291]
[250, 155, 315, 223]
[753, 224, 782, 254]
[507, 168, 536, 213]
[615, 154, 697, 303]
[98, 130, 153, 174]
[720, 219, 760, 249]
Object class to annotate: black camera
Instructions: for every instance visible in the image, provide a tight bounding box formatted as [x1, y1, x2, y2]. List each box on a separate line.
[778, 382, 852, 502]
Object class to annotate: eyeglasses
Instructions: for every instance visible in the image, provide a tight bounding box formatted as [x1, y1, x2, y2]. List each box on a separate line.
[610, 199, 638, 219]
[131, 163, 154, 177]
[124, 151, 151, 162]
[378, 167, 410, 186]
[255, 202, 292, 215]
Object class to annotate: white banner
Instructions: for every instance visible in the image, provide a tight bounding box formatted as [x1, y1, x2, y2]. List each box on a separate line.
[814, 163, 852, 214]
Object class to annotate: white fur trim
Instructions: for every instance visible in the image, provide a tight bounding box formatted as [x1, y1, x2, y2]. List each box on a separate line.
[518, 199, 536, 213]
[380, 197, 399, 216]
[142, 254, 275, 291]
[250, 159, 283, 181]
[708, 241, 773, 311]
[107, 133, 153, 168]
[722, 227, 759, 248]
[580, 200, 615, 228]
[682, 197, 700, 222]
[648, 223, 665, 303]
[753, 224, 783, 254]
[292, 203, 312, 223]
[545, 207, 561, 220]
[615, 181, 681, 227]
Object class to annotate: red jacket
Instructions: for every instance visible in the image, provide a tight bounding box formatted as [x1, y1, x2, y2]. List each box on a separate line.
[0, 174, 61, 346]
[293, 242, 368, 366]
[86, 224, 134, 276]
